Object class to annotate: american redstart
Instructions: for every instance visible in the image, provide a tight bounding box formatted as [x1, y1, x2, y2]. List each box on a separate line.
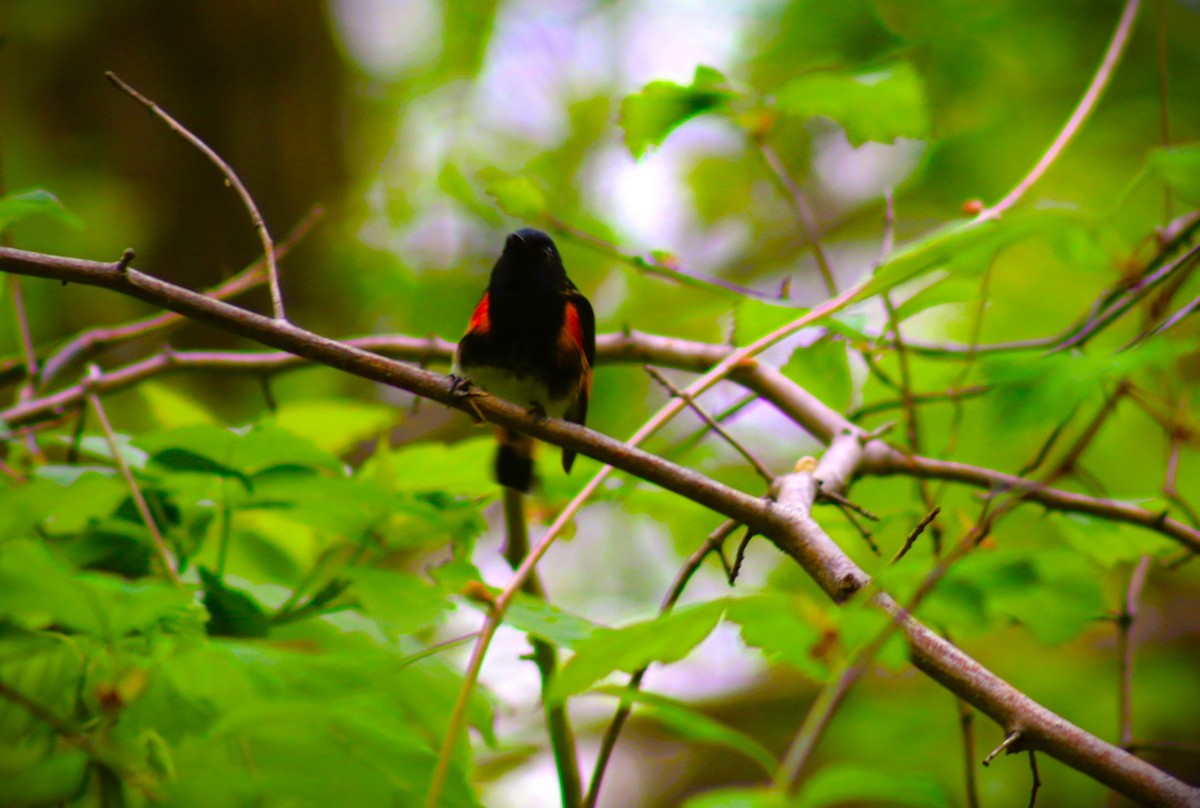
[452, 228, 595, 492]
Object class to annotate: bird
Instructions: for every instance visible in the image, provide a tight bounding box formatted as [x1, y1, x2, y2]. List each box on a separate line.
[452, 228, 595, 493]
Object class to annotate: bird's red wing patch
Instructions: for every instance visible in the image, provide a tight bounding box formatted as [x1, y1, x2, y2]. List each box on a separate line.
[466, 292, 491, 334]
[562, 300, 585, 353]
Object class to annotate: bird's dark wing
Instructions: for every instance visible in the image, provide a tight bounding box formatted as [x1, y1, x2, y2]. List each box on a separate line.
[561, 291, 595, 474]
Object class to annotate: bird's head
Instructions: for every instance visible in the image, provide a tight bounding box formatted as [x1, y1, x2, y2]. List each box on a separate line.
[491, 228, 568, 293]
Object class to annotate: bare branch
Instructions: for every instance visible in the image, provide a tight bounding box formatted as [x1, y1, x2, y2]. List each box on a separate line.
[645, 364, 774, 484]
[979, 0, 1141, 219]
[37, 206, 321, 388]
[753, 139, 838, 295]
[106, 72, 287, 321]
[583, 519, 740, 808]
[84, 365, 179, 585]
[0, 245, 1196, 806]
[501, 488, 581, 807]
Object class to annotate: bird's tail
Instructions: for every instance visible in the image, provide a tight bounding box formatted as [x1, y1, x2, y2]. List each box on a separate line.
[495, 428, 534, 492]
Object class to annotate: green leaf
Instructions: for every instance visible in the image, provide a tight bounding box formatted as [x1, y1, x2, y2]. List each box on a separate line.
[271, 400, 395, 456]
[0, 189, 82, 232]
[366, 437, 496, 497]
[240, 471, 392, 537]
[1149, 145, 1200, 207]
[858, 208, 1089, 301]
[982, 344, 1179, 432]
[46, 434, 147, 471]
[164, 701, 480, 808]
[937, 549, 1106, 644]
[685, 788, 787, 808]
[783, 338, 853, 414]
[0, 634, 81, 745]
[798, 764, 951, 808]
[439, 162, 502, 225]
[21, 471, 127, 535]
[1054, 513, 1174, 568]
[199, 568, 269, 638]
[350, 566, 452, 637]
[139, 424, 343, 479]
[0, 750, 89, 807]
[620, 65, 736, 159]
[0, 540, 106, 634]
[140, 382, 218, 428]
[776, 62, 928, 146]
[500, 593, 601, 649]
[548, 600, 726, 701]
[727, 593, 830, 680]
[479, 168, 547, 219]
[0, 540, 191, 637]
[591, 685, 776, 775]
[891, 273, 982, 323]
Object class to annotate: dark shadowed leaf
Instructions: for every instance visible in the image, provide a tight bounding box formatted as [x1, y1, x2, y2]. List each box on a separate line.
[199, 568, 269, 638]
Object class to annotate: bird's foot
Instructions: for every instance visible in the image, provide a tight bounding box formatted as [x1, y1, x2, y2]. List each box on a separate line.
[525, 402, 548, 422]
[449, 375, 487, 422]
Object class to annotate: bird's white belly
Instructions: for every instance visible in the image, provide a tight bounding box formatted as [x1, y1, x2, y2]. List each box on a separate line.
[459, 363, 571, 418]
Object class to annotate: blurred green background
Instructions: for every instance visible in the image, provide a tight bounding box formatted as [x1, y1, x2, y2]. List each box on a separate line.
[1, 1, 1198, 806]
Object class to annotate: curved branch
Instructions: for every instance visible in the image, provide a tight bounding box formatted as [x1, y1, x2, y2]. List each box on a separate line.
[5, 328, 1198, 556]
[0, 244, 1197, 806]
[980, 0, 1141, 219]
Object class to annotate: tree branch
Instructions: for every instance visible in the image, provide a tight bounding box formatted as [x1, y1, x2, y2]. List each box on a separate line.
[1, 244, 1197, 806]
[979, 0, 1141, 219]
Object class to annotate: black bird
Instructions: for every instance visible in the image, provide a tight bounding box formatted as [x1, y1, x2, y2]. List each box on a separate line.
[453, 229, 595, 492]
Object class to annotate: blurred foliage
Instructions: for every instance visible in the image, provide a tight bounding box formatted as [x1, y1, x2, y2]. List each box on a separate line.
[1, 0, 1199, 806]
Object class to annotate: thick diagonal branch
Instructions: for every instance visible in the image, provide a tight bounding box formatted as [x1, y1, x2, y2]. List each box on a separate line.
[0, 245, 1196, 806]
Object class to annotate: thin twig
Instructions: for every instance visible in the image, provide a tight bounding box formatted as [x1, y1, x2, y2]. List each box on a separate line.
[848, 386, 989, 421]
[645, 365, 774, 484]
[1028, 750, 1041, 808]
[958, 697, 982, 808]
[105, 71, 287, 321]
[979, 0, 1142, 219]
[1155, 0, 1173, 223]
[938, 253, 997, 469]
[1117, 555, 1152, 749]
[501, 487, 581, 808]
[1057, 240, 1200, 353]
[84, 365, 179, 585]
[582, 519, 739, 808]
[7, 275, 44, 462]
[1048, 383, 1129, 482]
[0, 679, 80, 738]
[880, 191, 944, 554]
[815, 486, 879, 522]
[1126, 740, 1200, 756]
[893, 506, 942, 564]
[38, 206, 321, 388]
[0, 244, 1196, 804]
[1137, 293, 1200, 343]
[830, 500, 879, 555]
[754, 139, 838, 295]
[547, 216, 779, 302]
[427, 282, 867, 807]
[984, 730, 1023, 766]
[730, 527, 756, 583]
[668, 391, 758, 461]
[9, 277, 38, 394]
[776, 506, 947, 794]
[1163, 418, 1200, 528]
